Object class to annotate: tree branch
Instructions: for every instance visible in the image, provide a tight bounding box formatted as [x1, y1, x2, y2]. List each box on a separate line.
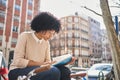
[110, 6, 120, 8]
[82, 6, 102, 17]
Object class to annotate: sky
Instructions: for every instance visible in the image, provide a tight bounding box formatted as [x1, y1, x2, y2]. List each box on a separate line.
[40, 0, 120, 29]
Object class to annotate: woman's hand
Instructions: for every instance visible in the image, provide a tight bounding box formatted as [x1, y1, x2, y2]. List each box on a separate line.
[67, 57, 76, 65]
[42, 61, 56, 65]
[41, 61, 56, 70]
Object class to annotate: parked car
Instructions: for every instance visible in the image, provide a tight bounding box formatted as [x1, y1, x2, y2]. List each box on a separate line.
[70, 67, 88, 80]
[70, 67, 88, 73]
[87, 63, 114, 80]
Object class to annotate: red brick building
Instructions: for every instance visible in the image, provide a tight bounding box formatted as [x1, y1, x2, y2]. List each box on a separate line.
[0, 0, 40, 64]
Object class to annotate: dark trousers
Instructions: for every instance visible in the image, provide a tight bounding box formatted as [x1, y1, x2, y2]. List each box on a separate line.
[56, 66, 71, 80]
[8, 66, 71, 80]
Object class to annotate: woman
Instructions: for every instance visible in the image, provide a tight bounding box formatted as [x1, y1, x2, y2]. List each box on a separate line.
[8, 12, 75, 80]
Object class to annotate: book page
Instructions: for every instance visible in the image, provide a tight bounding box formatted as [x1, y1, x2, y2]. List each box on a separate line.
[52, 54, 72, 66]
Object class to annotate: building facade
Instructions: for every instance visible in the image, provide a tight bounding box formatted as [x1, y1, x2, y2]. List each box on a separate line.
[88, 17, 103, 64]
[88, 17, 112, 64]
[101, 29, 112, 63]
[50, 15, 92, 67]
[0, 0, 40, 64]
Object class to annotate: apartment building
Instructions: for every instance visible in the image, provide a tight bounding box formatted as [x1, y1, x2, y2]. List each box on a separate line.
[0, 0, 40, 64]
[88, 17, 103, 64]
[50, 15, 92, 67]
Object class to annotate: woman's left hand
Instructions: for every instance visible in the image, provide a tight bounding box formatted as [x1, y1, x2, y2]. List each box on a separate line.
[67, 57, 76, 65]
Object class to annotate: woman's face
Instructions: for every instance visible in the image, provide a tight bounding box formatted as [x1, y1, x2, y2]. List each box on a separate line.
[41, 30, 55, 40]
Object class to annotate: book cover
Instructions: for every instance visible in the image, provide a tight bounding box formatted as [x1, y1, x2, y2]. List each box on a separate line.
[52, 54, 72, 66]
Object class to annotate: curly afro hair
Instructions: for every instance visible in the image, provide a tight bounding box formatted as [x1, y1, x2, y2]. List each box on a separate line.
[30, 12, 61, 33]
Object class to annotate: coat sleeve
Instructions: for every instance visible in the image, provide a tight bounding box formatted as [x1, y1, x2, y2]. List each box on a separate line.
[12, 32, 29, 68]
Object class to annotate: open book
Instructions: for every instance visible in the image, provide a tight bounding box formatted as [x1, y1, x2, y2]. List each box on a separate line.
[52, 54, 72, 66]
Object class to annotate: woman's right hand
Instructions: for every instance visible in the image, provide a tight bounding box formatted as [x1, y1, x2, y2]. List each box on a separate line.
[40, 61, 56, 70]
[42, 61, 56, 65]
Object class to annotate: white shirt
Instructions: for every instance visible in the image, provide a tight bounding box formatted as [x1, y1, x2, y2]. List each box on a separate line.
[32, 32, 43, 43]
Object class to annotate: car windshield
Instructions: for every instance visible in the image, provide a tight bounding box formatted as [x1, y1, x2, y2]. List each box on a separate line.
[89, 64, 112, 71]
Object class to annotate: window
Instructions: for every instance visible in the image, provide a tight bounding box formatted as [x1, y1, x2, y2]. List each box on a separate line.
[27, 19, 31, 24]
[67, 24, 72, 30]
[14, 15, 19, 22]
[75, 24, 79, 29]
[13, 26, 18, 32]
[60, 40, 64, 46]
[81, 20, 88, 26]
[68, 17, 72, 22]
[68, 40, 72, 46]
[28, 9, 32, 16]
[74, 49, 79, 56]
[81, 50, 89, 56]
[0, 22, 4, 29]
[0, 36, 3, 41]
[0, 10, 5, 18]
[68, 32, 72, 37]
[11, 38, 17, 44]
[15, 4, 20, 11]
[0, 0, 7, 6]
[28, 0, 33, 5]
[74, 17, 79, 22]
[81, 34, 89, 39]
[51, 51, 54, 56]
[82, 42, 88, 47]
[75, 40, 79, 46]
[74, 32, 79, 37]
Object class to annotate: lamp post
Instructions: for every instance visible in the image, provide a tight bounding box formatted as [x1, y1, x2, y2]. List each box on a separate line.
[115, 16, 119, 36]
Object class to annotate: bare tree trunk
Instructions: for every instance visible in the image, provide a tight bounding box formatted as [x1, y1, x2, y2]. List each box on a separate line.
[100, 0, 120, 79]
